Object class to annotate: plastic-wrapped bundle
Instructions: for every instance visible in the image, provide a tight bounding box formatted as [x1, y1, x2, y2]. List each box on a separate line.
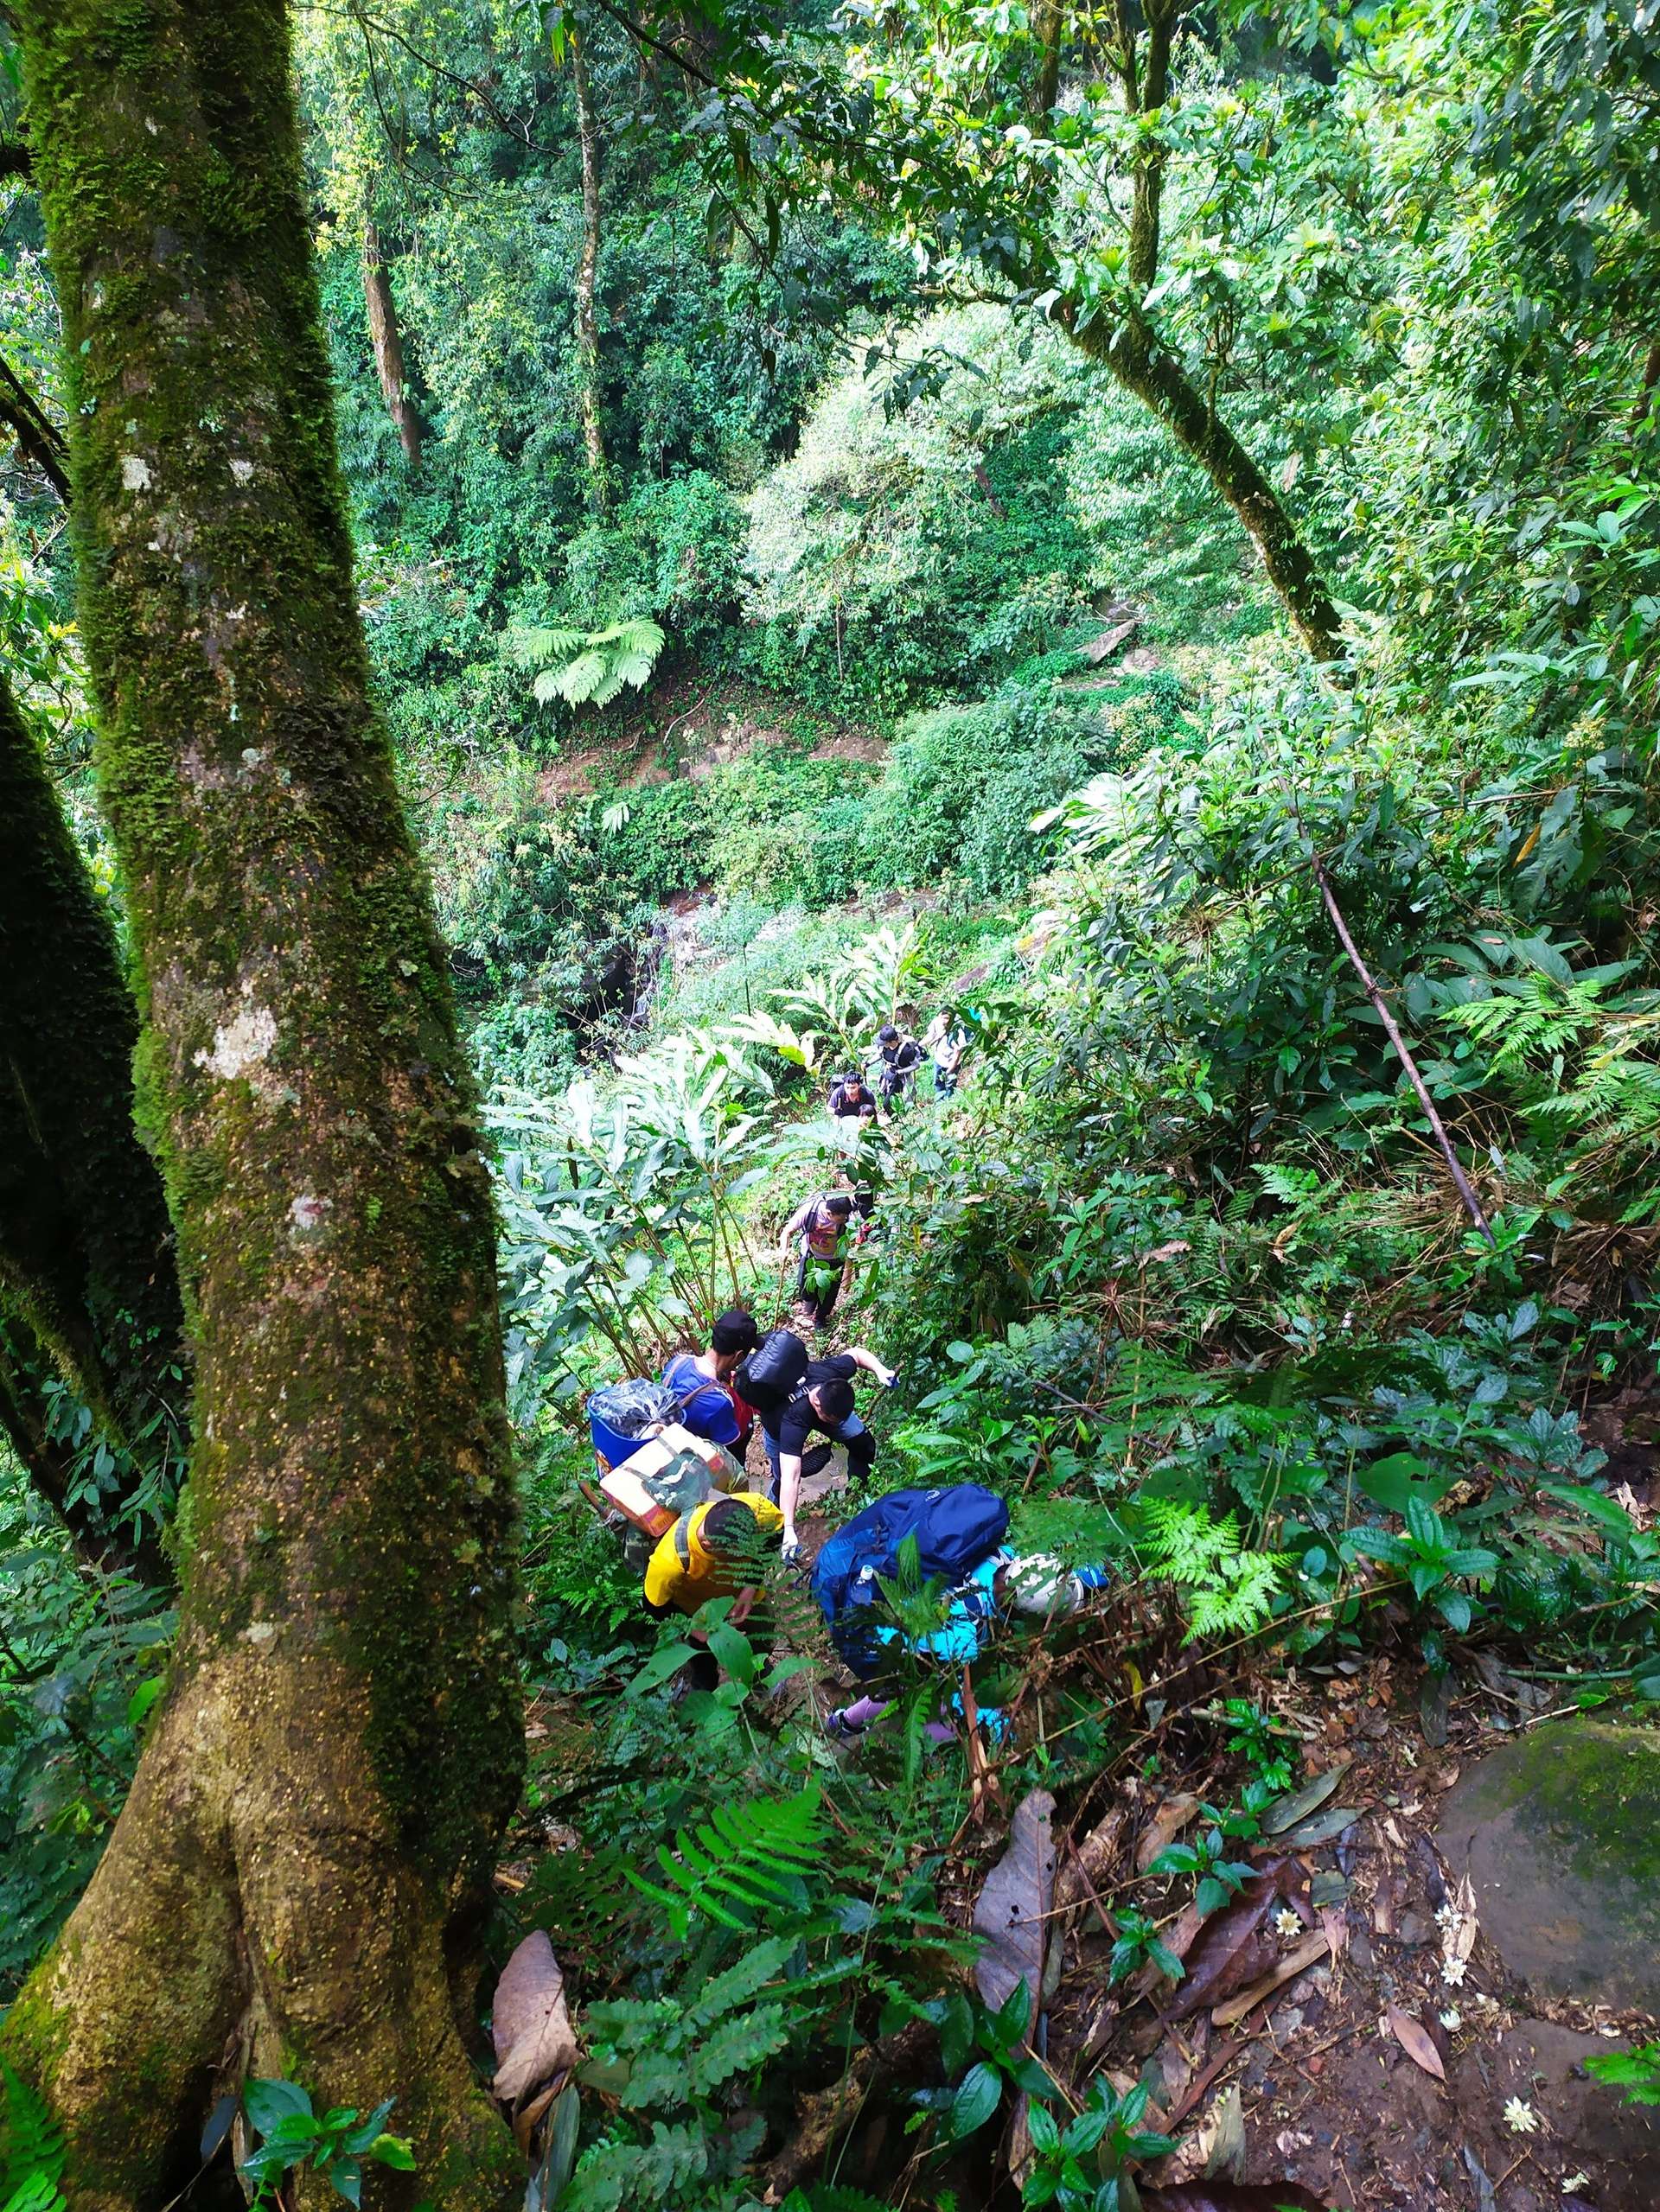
[588, 1379, 679, 1465]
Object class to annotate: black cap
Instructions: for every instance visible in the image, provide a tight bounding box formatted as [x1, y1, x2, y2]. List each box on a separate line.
[711, 1308, 759, 1355]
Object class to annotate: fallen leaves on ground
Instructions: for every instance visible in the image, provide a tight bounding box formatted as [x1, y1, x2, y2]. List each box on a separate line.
[1387, 2002, 1446, 2082]
[1142, 2185, 1332, 2211]
[1258, 1759, 1351, 1839]
[1136, 1791, 1203, 1873]
[1210, 1932, 1330, 2030]
[1161, 1858, 1302, 2024]
[973, 1787, 1057, 2016]
[492, 1928, 578, 2108]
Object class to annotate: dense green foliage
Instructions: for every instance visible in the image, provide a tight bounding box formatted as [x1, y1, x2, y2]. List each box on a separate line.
[2, 0, 1658, 2201]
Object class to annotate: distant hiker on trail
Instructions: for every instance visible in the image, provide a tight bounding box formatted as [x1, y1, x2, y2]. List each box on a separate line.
[642, 1491, 784, 1692]
[762, 1345, 897, 1564]
[781, 1189, 858, 1329]
[661, 1307, 760, 1453]
[873, 1023, 924, 1106]
[924, 1009, 967, 1099]
[827, 1068, 878, 1125]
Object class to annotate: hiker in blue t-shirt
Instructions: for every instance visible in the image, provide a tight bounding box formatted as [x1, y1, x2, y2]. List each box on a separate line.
[660, 1308, 761, 1454]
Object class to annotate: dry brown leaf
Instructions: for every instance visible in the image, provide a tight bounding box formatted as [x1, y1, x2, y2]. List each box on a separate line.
[1199, 2085, 1248, 2179]
[1210, 1932, 1329, 2029]
[510, 2072, 566, 2158]
[1452, 1875, 1479, 1960]
[1060, 1806, 1127, 1902]
[1136, 1792, 1203, 1874]
[1163, 1859, 1303, 2024]
[1387, 2003, 1446, 2082]
[492, 1929, 578, 2107]
[1318, 1905, 1347, 1960]
[973, 1788, 1057, 2017]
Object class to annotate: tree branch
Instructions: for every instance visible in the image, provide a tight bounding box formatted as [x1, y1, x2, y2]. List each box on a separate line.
[0, 347, 69, 500]
[1312, 857, 1497, 1245]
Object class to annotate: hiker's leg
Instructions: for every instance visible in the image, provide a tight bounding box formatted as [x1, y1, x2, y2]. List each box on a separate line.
[833, 1414, 875, 1477]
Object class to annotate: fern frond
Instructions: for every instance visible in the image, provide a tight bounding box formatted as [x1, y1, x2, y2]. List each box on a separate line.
[686, 1935, 798, 2025]
[1136, 1502, 1287, 1645]
[626, 1788, 827, 1937]
[565, 2120, 712, 2212]
[513, 617, 667, 713]
[1, 2071, 66, 2210]
[687, 2002, 792, 2094]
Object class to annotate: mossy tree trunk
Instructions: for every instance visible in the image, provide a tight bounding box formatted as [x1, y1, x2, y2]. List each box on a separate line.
[1070, 312, 1345, 662]
[3, 4, 524, 2205]
[0, 676, 185, 1583]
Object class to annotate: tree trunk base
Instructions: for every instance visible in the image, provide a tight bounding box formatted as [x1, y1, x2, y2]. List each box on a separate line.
[5, 1655, 521, 2211]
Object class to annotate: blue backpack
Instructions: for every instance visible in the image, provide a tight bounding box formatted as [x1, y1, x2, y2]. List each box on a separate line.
[812, 1484, 1011, 1680]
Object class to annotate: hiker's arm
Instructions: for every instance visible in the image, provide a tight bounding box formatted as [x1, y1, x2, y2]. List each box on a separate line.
[779, 1198, 813, 1254]
[730, 1584, 758, 1627]
[777, 1453, 804, 1550]
[847, 1346, 897, 1387]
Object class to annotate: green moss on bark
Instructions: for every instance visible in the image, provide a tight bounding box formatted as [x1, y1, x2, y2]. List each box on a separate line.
[4, 2, 526, 2199]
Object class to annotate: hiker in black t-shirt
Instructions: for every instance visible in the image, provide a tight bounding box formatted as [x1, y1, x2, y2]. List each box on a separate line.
[761, 1346, 896, 1561]
[873, 1024, 924, 1106]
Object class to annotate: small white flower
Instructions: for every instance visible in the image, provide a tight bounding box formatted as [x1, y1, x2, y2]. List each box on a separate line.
[1274, 1908, 1301, 1936]
[1439, 2008, 1462, 2030]
[1440, 1956, 1468, 1986]
[1562, 2176, 1589, 2194]
[1504, 2098, 1540, 2135]
[1435, 1901, 1461, 1928]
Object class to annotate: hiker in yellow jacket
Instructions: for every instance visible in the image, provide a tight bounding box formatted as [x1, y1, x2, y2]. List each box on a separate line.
[643, 1492, 785, 1692]
[642, 1492, 784, 1619]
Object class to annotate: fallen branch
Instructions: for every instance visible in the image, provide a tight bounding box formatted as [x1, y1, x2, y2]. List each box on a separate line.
[1312, 857, 1497, 1246]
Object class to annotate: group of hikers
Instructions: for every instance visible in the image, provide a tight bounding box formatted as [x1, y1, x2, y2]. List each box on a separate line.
[634, 1301, 893, 1570]
[827, 1014, 966, 1129]
[586, 1004, 1108, 1744]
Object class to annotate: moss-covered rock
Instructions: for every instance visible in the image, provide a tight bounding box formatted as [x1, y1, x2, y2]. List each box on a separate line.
[1436, 1718, 1660, 2011]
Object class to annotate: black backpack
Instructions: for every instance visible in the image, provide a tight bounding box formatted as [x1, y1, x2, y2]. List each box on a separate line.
[734, 1327, 811, 1414]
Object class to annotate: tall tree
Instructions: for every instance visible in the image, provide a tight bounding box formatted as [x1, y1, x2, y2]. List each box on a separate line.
[1059, 0, 1344, 661]
[362, 205, 426, 467]
[3, 3, 524, 2202]
[624, 0, 1351, 658]
[569, 16, 610, 514]
[0, 676, 186, 1583]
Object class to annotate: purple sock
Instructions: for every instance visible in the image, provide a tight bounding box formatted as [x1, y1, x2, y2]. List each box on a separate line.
[841, 1694, 888, 1729]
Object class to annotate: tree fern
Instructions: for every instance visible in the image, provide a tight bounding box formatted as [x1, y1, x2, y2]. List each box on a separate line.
[627, 1785, 827, 1936]
[1, 2070, 66, 2212]
[509, 617, 667, 711]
